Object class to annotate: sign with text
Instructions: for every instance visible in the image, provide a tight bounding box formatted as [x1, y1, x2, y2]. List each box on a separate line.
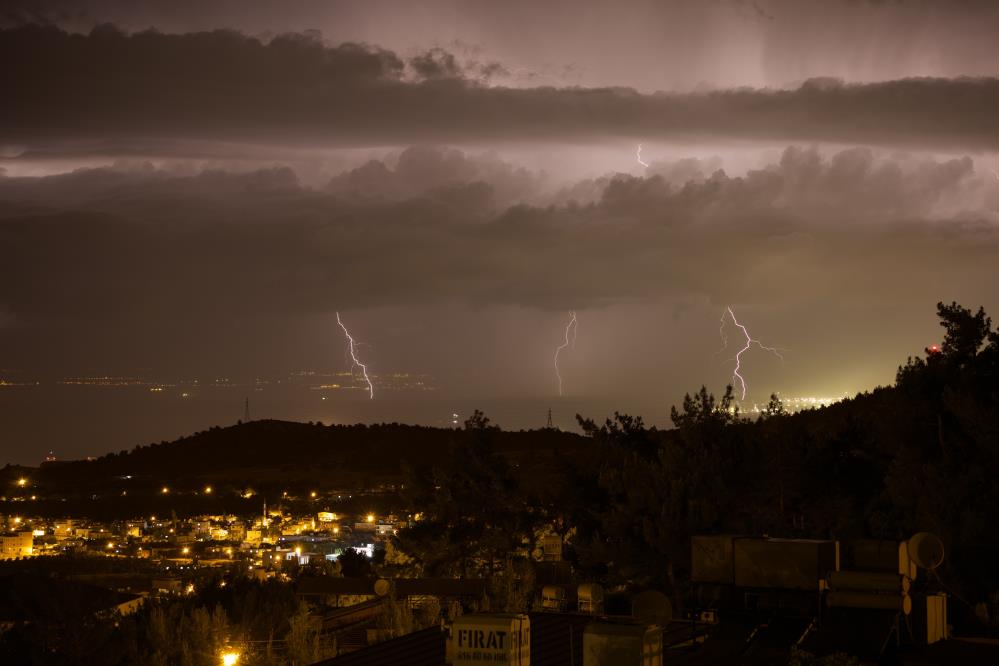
[449, 614, 530, 666]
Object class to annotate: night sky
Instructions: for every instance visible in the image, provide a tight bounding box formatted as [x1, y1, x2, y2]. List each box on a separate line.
[2, 0, 998, 463]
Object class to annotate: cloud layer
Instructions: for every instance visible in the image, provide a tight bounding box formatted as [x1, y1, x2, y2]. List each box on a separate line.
[4, 25, 999, 150]
[2, 146, 995, 328]
[5, 1, 999, 91]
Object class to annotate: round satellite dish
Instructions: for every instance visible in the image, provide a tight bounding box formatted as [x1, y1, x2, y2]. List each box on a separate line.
[908, 533, 945, 571]
[632, 590, 672, 625]
[374, 579, 391, 597]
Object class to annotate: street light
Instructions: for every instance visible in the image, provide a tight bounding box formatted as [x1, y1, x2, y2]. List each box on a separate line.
[221, 652, 240, 666]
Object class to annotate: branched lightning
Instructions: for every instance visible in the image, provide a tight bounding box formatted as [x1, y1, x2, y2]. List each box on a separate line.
[720, 306, 783, 400]
[336, 312, 374, 400]
[636, 144, 650, 168]
[554, 311, 578, 397]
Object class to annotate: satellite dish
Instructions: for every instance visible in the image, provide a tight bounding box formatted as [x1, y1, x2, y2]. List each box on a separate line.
[632, 590, 672, 626]
[908, 533, 945, 571]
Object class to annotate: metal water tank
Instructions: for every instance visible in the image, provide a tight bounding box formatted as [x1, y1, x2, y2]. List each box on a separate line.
[542, 585, 567, 612]
[578, 583, 605, 614]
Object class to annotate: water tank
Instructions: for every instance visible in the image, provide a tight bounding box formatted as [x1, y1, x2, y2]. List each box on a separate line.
[542, 585, 567, 612]
[541, 534, 564, 561]
[733, 538, 837, 591]
[827, 591, 912, 615]
[691, 535, 744, 584]
[578, 583, 605, 614]
[829, 571, 910, 594]
[847, 539, 916, 579]
[583, 620, 663, 666]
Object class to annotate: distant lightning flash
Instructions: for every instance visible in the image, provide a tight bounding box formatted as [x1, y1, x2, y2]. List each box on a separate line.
[336, 312, 374, 399]
[721, 307, 783, 400]
[636, 144, 650, 168]
[717, 311, 729, 354]
[554, 311, 578, 397]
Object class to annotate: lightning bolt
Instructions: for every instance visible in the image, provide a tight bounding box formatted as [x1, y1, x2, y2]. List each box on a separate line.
[636, 144, 650, 168]
[336, 312, 374, 400]
[721, 306, 783, 401]
[554, 311, 578, 397]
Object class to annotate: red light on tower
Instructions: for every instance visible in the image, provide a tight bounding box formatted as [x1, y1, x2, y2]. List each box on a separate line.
[928, 344, 941, 354]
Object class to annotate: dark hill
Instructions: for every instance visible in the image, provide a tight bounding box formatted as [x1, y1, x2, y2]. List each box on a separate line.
[23, 420, 587, 491]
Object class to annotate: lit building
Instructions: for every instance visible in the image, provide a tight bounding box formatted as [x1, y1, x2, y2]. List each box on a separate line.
[0, 531, 34, 559]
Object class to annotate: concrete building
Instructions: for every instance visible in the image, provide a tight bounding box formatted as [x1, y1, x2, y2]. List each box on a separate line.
[0, 531, 34, 559]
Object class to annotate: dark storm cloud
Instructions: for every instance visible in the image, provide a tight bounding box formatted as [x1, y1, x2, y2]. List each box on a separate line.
[326, 146, 541, 205]
[5, 0, 999, 91]
[1, 146, 995, 327]
[4, 25, 999, 150]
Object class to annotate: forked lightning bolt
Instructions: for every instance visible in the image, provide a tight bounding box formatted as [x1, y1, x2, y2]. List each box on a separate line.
[636, 144, 650, 168]
[721, 307, 783, 400]
[336, 312, 374, 399]
[554, 311, 578, 397]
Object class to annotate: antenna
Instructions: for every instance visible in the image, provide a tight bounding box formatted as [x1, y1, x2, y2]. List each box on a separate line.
[546, 408, 554, 429]
[243, 397, 250, 423]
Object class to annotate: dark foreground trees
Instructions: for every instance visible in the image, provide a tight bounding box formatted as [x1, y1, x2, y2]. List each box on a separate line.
[395, 302, 999, 632]
[396, 410, 537, 577]
[0, 576, 321, 666]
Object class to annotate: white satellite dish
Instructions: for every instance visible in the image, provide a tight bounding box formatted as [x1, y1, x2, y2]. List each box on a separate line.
[632, 590, 672, 626]
[908, 533, 945, 571]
